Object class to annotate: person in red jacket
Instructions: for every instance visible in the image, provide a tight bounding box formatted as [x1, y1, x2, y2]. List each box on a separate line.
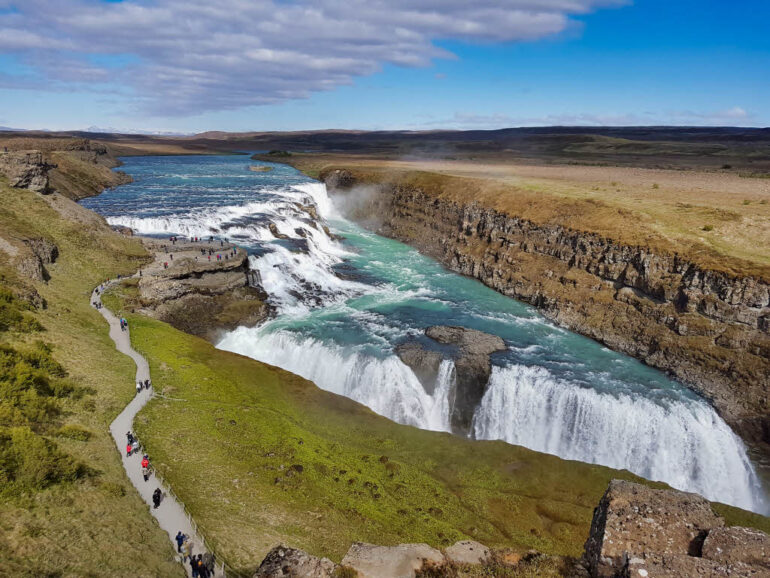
[141, 454, 149, 469]
[126, 442, 132, 457]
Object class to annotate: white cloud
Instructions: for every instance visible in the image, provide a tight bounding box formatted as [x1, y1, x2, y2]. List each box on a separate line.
[0, 0, 620, 116]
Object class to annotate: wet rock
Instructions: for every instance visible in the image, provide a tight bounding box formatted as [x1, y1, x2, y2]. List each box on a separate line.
[341, 542, 445, 578]
[395, 342, 444, 394]
[444, 540, 491, 565]
[269, 222, 290, 239]
[254, 545, 337, 577]
[425, 325, 506, 434]
[0, 150, 54, 192]
[584, 480, 723, 577]
[702, 526, 770, 569]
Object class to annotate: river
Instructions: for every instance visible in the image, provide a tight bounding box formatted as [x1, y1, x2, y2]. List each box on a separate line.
[81, 154, 767, 514]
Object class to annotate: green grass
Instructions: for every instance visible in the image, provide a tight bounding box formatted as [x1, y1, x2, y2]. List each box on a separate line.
[102, 294, 652, 575]
[0, 179, 182, 576]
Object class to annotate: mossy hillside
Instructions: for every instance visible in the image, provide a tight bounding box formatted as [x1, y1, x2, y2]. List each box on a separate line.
[104, 288, 646, 574]
[0, 181, 182, 576]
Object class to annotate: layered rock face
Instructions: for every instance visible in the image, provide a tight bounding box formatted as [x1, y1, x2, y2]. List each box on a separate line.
[135, 244, 268, 341]
[322, 171, 770, 445]
[0, 151, 53, 192]
[584, 480, 770, 577]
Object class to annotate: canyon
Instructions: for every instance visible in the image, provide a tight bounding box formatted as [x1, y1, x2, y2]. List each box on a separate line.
[315, 166, 770, 451]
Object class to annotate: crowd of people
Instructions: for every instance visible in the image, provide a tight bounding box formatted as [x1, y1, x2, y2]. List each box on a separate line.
[175, 532, 217, 578]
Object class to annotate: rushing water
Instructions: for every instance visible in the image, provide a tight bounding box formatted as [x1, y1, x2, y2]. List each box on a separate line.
[82, 154, 767, 513]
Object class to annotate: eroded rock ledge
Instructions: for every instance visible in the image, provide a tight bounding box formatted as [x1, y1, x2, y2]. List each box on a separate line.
[321, 170, 770, 447]
[128, 240, 269, 341]
[396, 325, 506, 434]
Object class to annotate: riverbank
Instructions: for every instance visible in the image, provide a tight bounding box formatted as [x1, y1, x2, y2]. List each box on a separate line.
[256, 153, 770, 452]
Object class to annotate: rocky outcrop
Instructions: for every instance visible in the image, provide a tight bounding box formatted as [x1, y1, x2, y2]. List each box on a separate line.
[444, 540, 491, 566]
[134, 243, 268, 341]
[0, 151, 53, 192]
[321, 172, 770, 447]
[341, 542, 445, 578]
[254, 545, 337, 577]
[397, 326, 506, 434]
[584, 480, 770, 577]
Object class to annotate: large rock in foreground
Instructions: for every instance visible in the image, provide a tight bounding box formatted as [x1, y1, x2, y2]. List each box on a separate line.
[254, 545, 337, 577]
[341, 542, 445, 578]
[584, 480, 770, 577]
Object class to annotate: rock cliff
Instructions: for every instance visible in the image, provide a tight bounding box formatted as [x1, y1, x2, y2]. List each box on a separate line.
[130, 241, 269, 341]
[321, 170, 770, 447]
[584, 480, 770, 577]
[0, 151, 53, 192]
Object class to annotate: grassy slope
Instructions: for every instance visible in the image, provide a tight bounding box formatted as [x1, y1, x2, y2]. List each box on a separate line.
[103, 285, 770, 576]
[0, 180, 183, 576]
[264, 153, 770, 280]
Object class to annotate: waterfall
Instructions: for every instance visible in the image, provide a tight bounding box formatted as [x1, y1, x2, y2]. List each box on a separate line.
[87, 156, 768, 515]
[473, 364, 766, 512]
[219, 328, 454, 433]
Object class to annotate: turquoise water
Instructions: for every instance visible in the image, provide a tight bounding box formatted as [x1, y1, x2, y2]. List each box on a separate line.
[82, 154, 767, 512]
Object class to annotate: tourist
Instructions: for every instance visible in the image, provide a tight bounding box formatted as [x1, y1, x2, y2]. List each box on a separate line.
[126, 442, 132, 457]
[190, 554, 199, 578]
[144, 378, 151, 389]
[132, 439, 140, 455]
[175, 531, 186, 553]
[203, 552, 215, 576]
[136, 381, 142, 394]
[182, 538, 193, 562]
[170, 253, 173, 260]
[197, 554, 208, 578]
[141, 454, 149, 470]
[152, 487, 162, 509]
[142, 464, 151, 482]
[126, 431, 134, 445]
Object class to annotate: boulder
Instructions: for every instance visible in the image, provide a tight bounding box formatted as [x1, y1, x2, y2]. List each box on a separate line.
[254, 545, 337, 577]
[444, 540, 491, 565]
[425, 325, 506, 434]
[341, 542, 445, 578]
[584, 480, 723, 577]
[702, 526, 770, 569]
[0, 150, 53, 192]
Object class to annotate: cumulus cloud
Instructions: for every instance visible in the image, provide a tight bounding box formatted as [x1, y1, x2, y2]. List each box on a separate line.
[0, 0, 619, 116]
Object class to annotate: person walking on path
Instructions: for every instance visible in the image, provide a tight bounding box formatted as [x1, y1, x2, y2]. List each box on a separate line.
[126, 442, 132, 457]
[152, 487, 162, 509]
[175, 531, 187, 553]
[136, 381, 142, 395]
[190, 554, 199, 578]
[182, 538, 193, 563]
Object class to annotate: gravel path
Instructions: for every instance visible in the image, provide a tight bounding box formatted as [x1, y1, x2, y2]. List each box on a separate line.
[92, 281, 223, 577]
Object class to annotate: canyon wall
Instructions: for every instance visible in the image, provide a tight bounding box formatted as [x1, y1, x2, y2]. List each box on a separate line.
[322, 169, 770, 445]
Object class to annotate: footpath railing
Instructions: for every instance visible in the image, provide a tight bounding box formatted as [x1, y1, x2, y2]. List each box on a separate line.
[101, 281, 242, 578]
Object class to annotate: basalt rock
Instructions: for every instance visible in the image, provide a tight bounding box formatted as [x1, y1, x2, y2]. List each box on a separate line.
[254, 545, 337, 577]
[427, 325, 505, 434]
[584, 480, 770, 577]
[395, 341, 444, 394]
[322, 173, 770, 449]
[396, 326, 505, 434]
[0, 150, 54, 192]
[136, 244, 269, 341]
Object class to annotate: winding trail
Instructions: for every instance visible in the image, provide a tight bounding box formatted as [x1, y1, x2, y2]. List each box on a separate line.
[92, 281, 223, 577]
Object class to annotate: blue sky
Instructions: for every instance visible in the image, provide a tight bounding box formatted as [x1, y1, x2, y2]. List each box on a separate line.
[0, 0, 767, 132]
